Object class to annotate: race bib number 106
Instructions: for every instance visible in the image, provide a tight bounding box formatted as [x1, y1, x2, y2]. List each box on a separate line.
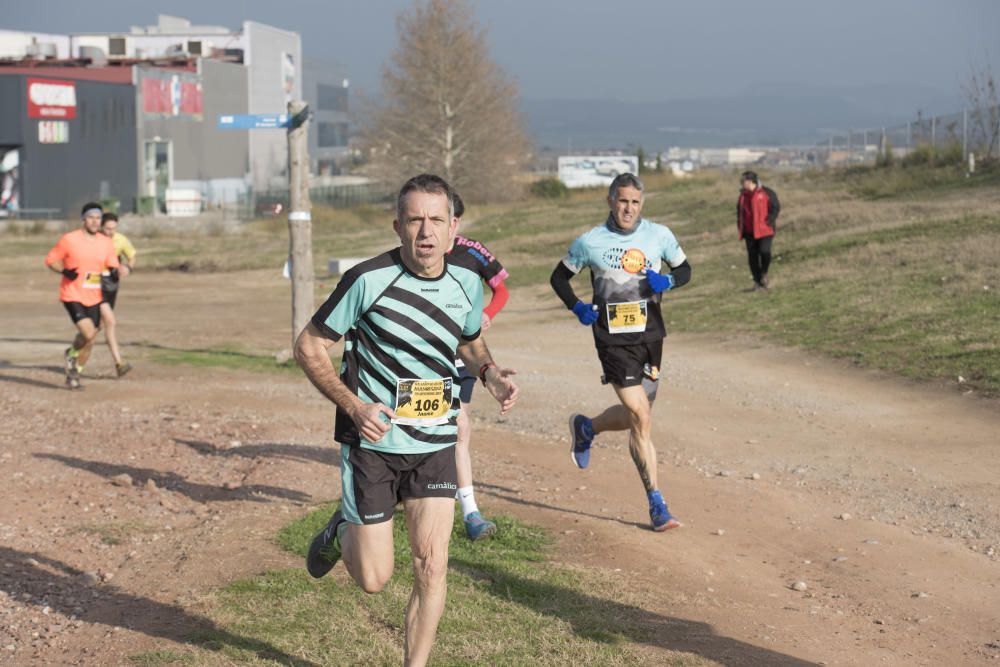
[392, 378, 452, 426]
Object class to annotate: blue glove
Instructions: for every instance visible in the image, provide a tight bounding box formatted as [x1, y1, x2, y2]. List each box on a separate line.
[572, 301, 599, 326]
[644, 270, 674, 293]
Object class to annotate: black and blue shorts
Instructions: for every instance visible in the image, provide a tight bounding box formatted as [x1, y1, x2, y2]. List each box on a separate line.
[339, 444, 457, 525]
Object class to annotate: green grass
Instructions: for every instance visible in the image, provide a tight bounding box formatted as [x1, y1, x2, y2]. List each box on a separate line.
[128, 650, 195, 665]
[173, 506, 709, 666]
[148, 345, 307, 375]
[474, 165, 1000, 395]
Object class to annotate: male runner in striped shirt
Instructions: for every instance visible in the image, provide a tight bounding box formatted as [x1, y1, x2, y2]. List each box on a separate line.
[294, 174, 518, 667]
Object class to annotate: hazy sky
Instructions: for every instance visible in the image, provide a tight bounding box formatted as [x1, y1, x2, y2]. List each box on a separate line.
[6, 0, 999, 102]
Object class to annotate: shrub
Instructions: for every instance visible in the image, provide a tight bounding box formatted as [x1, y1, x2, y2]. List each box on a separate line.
[530, 178, 569, 199]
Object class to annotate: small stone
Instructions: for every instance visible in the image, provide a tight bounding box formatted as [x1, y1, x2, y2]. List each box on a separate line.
[717, 470, 732, 477]
[228, 440, 242, 449]
[750, 472, 761, 480]
[100, 572, 114, 583]
[81, 572, 100, 585]
[222, 481, 241, 490]
[833, 556, 848, 562]
[912, 592, 929, 598]
[958, 375, 966, 383]
[110, 473, 133, 487]
[712, 529, 725, 536]
[874, 619, 885, 625]
[145, 479, 158, 491]
[190, 423, 200, 430]
[864, 539, 880, 545]
[746, 439, 759, 444]
[791, 581, 808, 591]
[837, 513, 852, 520]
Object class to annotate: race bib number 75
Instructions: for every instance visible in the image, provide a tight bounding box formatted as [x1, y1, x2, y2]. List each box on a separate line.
[606, 300, 647, 334]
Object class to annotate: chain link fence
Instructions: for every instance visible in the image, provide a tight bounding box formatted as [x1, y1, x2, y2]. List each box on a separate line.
[817, 105, 999, 167]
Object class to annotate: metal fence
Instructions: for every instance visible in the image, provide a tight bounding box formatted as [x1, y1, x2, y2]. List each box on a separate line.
[222, 181, 392, 220]
[817, 105, 1000, 166]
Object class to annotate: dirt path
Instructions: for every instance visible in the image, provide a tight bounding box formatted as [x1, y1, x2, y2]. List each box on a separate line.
[1, 270, 998, 665]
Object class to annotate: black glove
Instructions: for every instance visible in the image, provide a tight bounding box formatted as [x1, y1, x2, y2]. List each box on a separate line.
[61, 268, 78, 280]
[109, 268, 120, 282]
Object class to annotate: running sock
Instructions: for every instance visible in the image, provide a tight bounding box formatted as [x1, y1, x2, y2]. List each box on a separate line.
[68, 347, 80, 358]
[457, 486, 479, 518]
[580, 417, 595, 440]
[647, 489, 664, 506]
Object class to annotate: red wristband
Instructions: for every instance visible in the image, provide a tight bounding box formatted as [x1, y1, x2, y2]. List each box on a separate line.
[479, 362, 497, 385]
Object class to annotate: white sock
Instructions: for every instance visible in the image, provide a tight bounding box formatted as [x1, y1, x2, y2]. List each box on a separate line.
[457, 486, 479, 518]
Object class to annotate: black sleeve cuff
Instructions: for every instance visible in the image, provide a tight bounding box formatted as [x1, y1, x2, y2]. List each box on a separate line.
[461, 328, 482, 342]
[311, 314, 343, 342]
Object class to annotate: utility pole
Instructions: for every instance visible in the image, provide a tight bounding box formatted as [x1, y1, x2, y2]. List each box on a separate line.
[287, 100, 313, 348]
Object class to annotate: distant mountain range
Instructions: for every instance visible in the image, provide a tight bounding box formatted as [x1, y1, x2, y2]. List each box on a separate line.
[523, 83, 963, 151]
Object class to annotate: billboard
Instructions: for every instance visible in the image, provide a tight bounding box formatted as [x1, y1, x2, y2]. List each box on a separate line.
[557, 155, 639, 189]
[141, 74, 203, 119]
[27, 78, 77, 119]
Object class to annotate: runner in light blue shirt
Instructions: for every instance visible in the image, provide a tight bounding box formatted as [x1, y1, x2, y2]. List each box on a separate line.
[550, 172, 692, 531]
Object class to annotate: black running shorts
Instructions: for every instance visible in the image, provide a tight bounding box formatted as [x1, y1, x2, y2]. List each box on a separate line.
[63, 301, 102, 327]
[595, 340, 663, 388]
[339, 445, 458, 525]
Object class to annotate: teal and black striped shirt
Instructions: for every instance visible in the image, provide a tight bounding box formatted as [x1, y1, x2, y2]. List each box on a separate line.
[312, 248, 484, 454]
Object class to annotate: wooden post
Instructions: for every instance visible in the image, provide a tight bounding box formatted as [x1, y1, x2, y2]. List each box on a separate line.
[287, 100, 314, 348]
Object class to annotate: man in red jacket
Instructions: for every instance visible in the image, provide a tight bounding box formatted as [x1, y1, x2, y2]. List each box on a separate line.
[736, 171, 780, 290]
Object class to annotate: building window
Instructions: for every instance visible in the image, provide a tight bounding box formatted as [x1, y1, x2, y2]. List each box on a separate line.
[109, 37, 126, 56]
[318, 122, 348, 148]
[317, 84, 348, 113]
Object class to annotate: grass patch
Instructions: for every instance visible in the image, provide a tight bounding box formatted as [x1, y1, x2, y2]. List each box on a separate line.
[74, 520, 154, 546]
[179, 506, 710, 666]
[128, 650, 195, 665]
[148, 345, 305, 375]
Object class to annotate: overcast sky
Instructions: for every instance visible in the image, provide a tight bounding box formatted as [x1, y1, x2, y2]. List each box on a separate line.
[6, 0, 999, 102]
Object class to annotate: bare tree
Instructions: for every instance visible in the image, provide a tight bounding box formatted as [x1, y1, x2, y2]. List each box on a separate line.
[962, 61, 999, 161]
[360, 0, 532, 201]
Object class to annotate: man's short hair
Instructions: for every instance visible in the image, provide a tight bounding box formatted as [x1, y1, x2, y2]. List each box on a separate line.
[80, 202, 103, 217]
[101, 212, 118, 225]
[452, 192, 465, 219]
[396, 174, 455, 221]
[608, 173, 644, 200]
[741, 171, 759, 184]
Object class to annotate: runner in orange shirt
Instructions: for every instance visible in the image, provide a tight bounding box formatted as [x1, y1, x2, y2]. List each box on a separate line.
[44, 202, 120, 389]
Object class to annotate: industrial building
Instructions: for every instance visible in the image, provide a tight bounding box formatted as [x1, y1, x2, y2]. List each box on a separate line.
[0, 15, 331, 218]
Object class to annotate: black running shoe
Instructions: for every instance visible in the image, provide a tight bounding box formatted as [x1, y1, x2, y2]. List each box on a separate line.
[306, 509, 345, 579]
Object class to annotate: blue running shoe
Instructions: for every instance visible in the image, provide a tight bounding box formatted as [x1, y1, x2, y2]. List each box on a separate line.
[464, 511, 497, 541]
[648, 493, 681, 532]
[307, 509, 345, 578]
[569, 414, 594, 469]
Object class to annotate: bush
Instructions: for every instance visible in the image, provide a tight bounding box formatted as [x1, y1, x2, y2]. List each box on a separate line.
[530, 178, 569, 199]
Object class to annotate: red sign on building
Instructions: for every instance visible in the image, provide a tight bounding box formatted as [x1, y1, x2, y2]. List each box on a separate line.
[142, 76, 203, 117]
[27, 78, 77, 119]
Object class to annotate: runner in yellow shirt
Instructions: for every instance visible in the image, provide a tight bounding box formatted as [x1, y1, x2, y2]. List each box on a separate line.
[99, 212, 136, 377]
